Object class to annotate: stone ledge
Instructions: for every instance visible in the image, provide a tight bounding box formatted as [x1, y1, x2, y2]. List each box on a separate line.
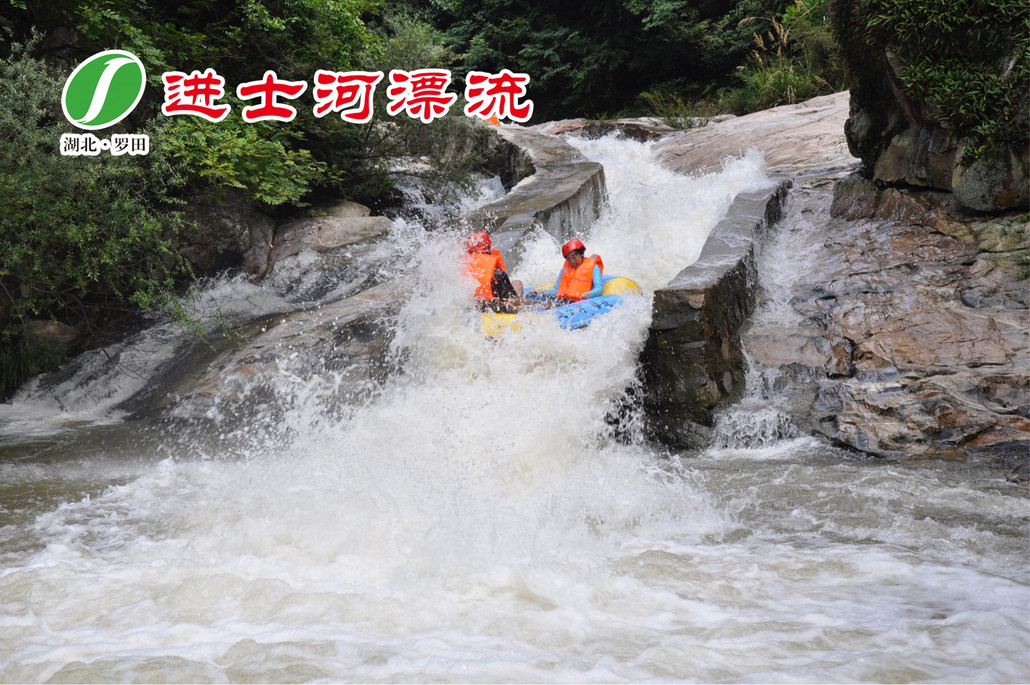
[641, 179, 793, 449]
[464, 126, 608, 269]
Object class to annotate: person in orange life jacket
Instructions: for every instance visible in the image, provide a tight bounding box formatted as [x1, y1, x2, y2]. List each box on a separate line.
[540, 239, 604, 304]
[462, 231, 523, 313]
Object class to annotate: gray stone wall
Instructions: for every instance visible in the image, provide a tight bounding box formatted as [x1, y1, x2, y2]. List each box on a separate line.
[464, 127, 607, 269]
[640, 180, 792, 449]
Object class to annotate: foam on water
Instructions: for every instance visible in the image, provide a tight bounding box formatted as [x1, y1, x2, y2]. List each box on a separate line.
[0, 136, 1027, 683]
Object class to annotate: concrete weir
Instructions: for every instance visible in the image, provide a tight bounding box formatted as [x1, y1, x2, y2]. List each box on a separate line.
[465, 126, 608, 268]
[638, 180, 792, 449]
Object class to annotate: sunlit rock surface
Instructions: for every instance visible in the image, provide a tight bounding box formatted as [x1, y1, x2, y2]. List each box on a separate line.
[652, 92, 856, 175]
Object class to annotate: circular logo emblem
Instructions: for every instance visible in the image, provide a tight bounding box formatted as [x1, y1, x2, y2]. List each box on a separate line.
[62, 50, 147, 130]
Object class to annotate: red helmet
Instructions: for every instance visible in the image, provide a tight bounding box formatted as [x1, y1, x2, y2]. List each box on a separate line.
[561, 239, 586, 258]
[466, 231, 492, 254]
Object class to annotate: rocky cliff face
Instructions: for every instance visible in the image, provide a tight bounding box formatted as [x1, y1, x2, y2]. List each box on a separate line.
[649, 91, 1028, 475]
[748, 178, 1028, 469]
[829, 0, 1029, 213]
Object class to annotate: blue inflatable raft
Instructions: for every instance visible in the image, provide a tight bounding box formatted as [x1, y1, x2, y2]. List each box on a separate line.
[479, 276, 642, 336]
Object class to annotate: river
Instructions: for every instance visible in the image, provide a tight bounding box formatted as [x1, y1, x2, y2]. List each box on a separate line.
[0, 135, 1027, 683]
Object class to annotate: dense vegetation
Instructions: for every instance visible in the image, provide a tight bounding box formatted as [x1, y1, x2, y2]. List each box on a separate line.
[424, 0, 843, 120]
[0, 41, 186, 391]
[836, 0, 1029, 163]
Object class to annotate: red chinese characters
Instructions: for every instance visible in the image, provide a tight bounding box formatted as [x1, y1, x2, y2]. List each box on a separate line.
[236, 70, 308, 123]
[157, 67, 533, 125]
[464, 69, 534, 123]
[387, 69, 457, 124]
[161, 69, 232, 122]
[312, 70, 384, 123]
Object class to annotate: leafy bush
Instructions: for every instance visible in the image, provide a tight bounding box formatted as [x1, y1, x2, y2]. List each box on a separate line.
[433, 0, 807, 120]
[633, 0, 845, 123]
[0, 42, 188, 396]
[6, 0, 388, 208]
[637, 88, 720, 129]
[160, 115, 326, 207]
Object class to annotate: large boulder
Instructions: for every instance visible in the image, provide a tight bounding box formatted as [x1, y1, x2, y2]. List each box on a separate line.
[179, 191, 276, 277]
[22, 319, 80, 357]
[952, 143, 1030, 213]
[652, 92, 857, 175]
[268, 201, 393, 268]
[829, 0, 1029, 212]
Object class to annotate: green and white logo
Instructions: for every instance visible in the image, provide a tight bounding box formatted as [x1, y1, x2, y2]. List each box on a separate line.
[62, 50, 147, 130]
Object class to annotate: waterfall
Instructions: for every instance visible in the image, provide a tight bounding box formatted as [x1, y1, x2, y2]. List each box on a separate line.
[0, 136, 1026, 684]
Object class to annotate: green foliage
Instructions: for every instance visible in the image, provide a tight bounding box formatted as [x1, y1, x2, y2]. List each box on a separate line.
[630, 0, 844, 123]
[728, 53, 837, 111]
[373, 10, 457, 71]
[2, 0, 388, 208]
[849, 0, 1029, 161]
[637, 88, 717, 129]
[0, 42, 188, 396]
[160, 115, 326, 206]
[435, 0, 799, 120]
[727, 0, 844, 111]
[0, 341, 66, 399]
[72, 0, 381, 83]
[430, 0, 842, 123]
[363, 10, 498, 199]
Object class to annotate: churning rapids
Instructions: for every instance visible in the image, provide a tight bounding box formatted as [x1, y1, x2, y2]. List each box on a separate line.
[1, 135, 1027, 683]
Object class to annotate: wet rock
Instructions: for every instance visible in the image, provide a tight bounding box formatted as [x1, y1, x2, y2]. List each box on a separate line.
[140, 281, 410, 421]
[22, 320, 79, 356]
[534, 118, 680, 141]
[830, 175, 968, 229]
[125, 126, 607, 421]
[180, 192, 276, 277]
[751, 182, 1029, 461]
[268, 208, 392, 267]
[465, 126, 607, 270]
[871, 125, 958, 190]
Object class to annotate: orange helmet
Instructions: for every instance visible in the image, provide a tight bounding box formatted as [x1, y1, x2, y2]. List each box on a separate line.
[466, 231, 492, 254]
[561, 239, 586, 258]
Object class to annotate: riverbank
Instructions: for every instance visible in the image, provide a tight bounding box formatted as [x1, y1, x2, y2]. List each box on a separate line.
[647, 92, 1029, 473]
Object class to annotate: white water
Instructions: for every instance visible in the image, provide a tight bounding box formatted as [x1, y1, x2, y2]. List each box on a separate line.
[0, 137, 1027, 683]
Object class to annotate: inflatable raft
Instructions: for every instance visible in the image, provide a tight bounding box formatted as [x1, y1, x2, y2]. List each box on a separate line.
[479, 276, 642, 336]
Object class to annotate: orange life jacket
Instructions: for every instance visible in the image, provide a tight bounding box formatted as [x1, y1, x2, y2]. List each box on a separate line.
[557, 254, 603, 301]
[463, 249, 506, 300]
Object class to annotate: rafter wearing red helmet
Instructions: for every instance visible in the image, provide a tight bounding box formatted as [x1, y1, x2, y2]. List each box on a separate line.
[462, 232, 523, 312]
[540, 239, 604, 303]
